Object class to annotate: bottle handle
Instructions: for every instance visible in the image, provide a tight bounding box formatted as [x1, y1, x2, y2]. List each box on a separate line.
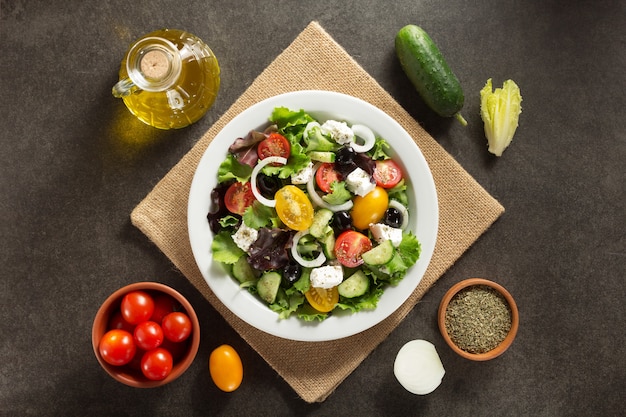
[112, 77, 138, 98]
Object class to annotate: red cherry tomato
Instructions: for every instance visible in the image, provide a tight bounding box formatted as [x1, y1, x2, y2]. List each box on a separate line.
[120, 291, 155, 325]
[108, 311, 135, 333]
[141, 348, 173, 381]
[133, 321, 164, 351]
[334, 230, 373, 268]
[161, 312, 193, 343]
[315, 162, 342, 193]
[257, 133, 290, 160]
[150, 293, 179, 324]
[224, 181, 255, 215]
[373, 159, 403, 189]
[98, 329, 136, 366]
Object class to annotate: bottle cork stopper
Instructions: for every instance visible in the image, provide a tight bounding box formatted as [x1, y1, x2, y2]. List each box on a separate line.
[140, 50, 170, 80]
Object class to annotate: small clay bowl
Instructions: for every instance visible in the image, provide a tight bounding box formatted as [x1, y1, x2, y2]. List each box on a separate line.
[92, 282, 200, 387]
[438, 278, 519, 361]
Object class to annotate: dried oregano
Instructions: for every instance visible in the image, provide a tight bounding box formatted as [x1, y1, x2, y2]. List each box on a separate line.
[444, 285, 512, 354]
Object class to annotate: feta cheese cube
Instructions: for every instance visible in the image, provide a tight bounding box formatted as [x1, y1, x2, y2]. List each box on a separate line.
[320, 120, 354, 145]
[369, 223, 403, 247]
[346, 167, 376, 197]
[232, 222, 258, 252]
[290, 161, 314, 184]
[310, 265, 343, 289]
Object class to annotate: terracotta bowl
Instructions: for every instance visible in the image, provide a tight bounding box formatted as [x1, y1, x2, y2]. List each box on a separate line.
[438, 278, 519, 361]
[92, 282, 200, 387]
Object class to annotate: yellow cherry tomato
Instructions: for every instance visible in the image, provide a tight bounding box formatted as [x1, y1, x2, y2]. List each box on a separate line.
[209, 344, 243, 392]
[274, 185, 314, 231]
[304, 286, 339, 313]
[350, 186, 389, 230]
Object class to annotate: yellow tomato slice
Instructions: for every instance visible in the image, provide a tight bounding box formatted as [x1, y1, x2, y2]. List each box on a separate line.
[305, 286, 339, 313]
[274, 185, 314, 231]
[350, 186, 389, 230]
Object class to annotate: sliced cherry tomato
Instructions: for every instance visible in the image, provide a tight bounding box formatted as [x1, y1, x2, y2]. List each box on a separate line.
[133, 321, 164, 351]
[350, 186, 389, 230]
[150, 293, 179, 324]
[209, 344, 244, 392]
[161, 312, 193, 343]
[141, 348, 173, 381]
[224, 181, 255, 215]
[315, 162, 342, 193]
[98, 329, 136, 366]
[258, 133, 290, 160]
[274, 185, 314, 231]
[304, 286, 340, 313]
[334, 230, 373, 268]
[121, 291, 155, 325]
[373, 159, 403, 189]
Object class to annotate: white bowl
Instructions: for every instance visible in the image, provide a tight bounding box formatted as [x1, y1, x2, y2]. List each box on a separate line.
[187, 90, 438, 341]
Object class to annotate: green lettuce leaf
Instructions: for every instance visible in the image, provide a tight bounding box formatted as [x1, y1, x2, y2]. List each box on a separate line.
[292, 268, 311, 293]
[397, 231, 421, 263]
[336, 285, 384, 313]
[211, 232, 245, 264]
[480, 78, 523, 157]
[304, 125, 338, 152]
[217, 154, 253, 183]
[218, 215, 240, 229]
[262, 150, 310, 179]
[270, 107, 315, 130]
[269, 291, 305, 319]
[367, 232, 421, 285]
[243, 201, 280, 229]
[321, 181, 352, 205]
[368, 137, 392, 160]
[388, 232, 421, 277]
[296, 305, 329, 322]
[387, 179, 408, 207]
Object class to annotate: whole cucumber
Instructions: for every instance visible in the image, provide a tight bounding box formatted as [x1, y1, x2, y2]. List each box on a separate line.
[395, 25, 467, 125]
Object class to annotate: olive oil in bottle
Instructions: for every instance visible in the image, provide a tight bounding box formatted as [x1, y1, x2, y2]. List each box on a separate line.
[113, 29, 220, 130]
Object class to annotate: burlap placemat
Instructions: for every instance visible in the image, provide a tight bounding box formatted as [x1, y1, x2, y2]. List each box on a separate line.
[131, 21, 504, 403]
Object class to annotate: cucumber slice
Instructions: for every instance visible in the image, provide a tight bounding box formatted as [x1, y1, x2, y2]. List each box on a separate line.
[297, 242, 320, 255]
[257, 271, 282, 304]
[309, 208, 334, 238]
[361, 240, 394, 266]
[309, 151, 336, 163]
[232, 256, 257, 283]
[338, 270, 370, 298]
[320, 227, 336, 259]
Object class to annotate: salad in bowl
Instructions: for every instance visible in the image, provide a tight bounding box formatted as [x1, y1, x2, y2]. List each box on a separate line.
[188, 91, 437, 341]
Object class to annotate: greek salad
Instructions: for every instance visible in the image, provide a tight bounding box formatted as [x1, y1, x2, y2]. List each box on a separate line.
[208, 107, 421, 321]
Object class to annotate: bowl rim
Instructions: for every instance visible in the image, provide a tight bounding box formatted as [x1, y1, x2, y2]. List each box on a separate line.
[437, 278, 519, 361]
[91, 282, 200, 387]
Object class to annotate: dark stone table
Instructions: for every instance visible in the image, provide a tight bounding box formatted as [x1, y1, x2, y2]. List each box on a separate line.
[1, 1, 623, 415]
